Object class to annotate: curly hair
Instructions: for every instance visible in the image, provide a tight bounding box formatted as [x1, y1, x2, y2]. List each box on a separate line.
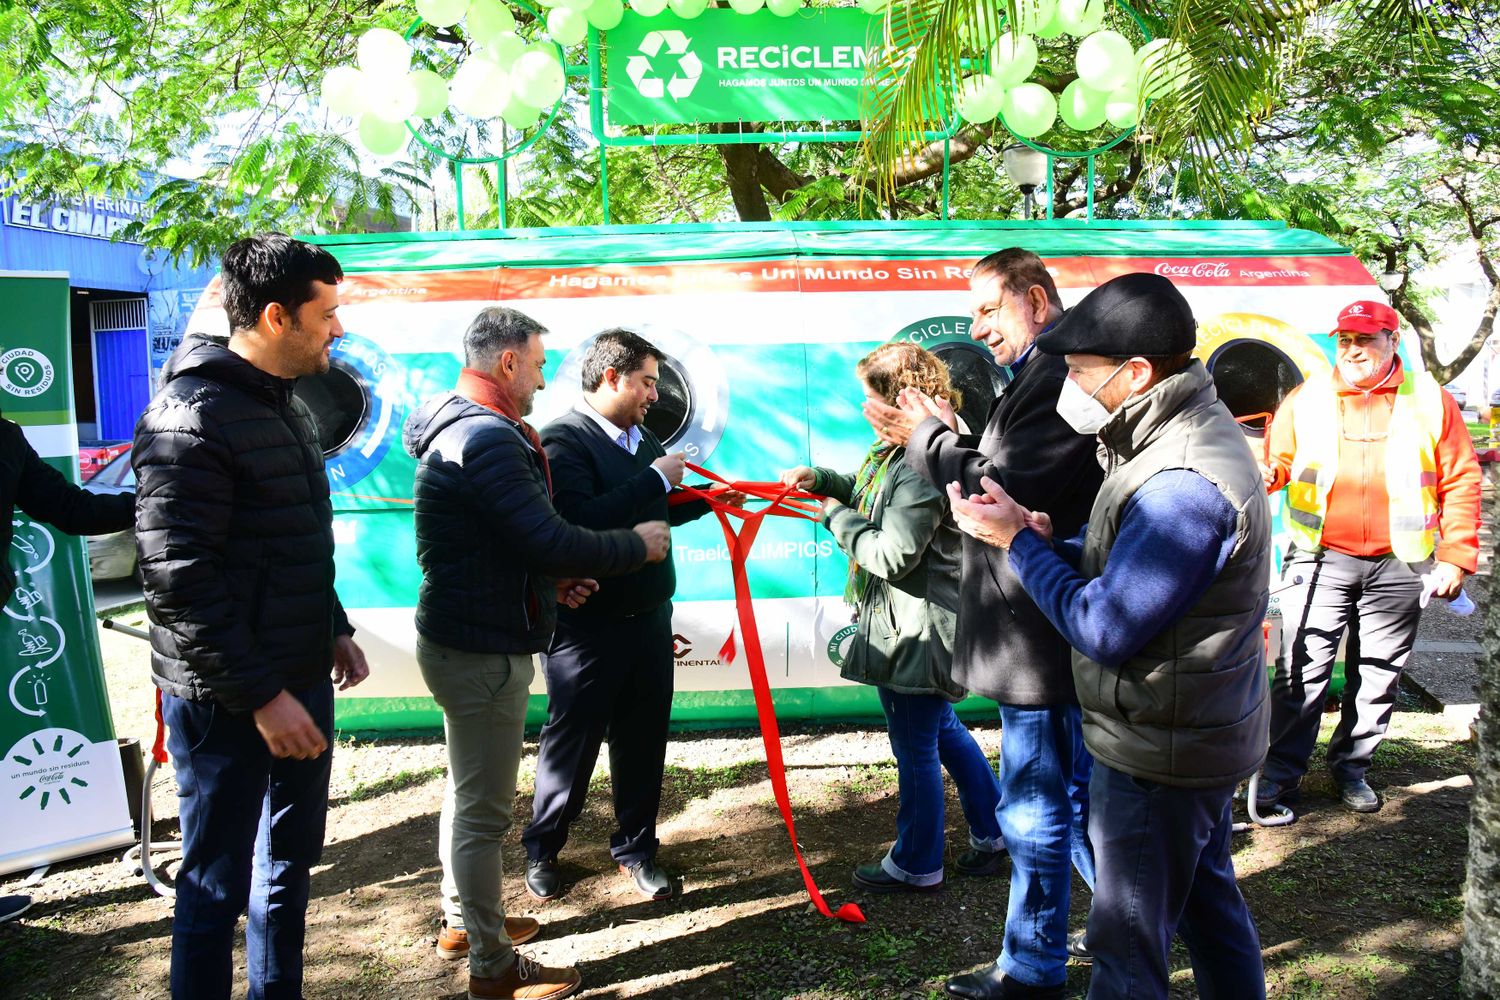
[855, 342, 963, 410]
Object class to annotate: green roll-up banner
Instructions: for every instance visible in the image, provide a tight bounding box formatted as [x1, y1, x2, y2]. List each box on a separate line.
[1, 271, 135, 876]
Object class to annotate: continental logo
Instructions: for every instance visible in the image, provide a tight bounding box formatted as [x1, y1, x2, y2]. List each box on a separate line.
[672, 633, 728, 668]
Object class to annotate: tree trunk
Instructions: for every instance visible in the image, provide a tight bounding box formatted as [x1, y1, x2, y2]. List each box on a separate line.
[713, 123, 772, 221]
[1465, 496, 1500, 996]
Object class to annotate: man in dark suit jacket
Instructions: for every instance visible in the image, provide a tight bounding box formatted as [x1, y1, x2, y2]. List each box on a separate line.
[866, 249, 1105, 1000]
[522, 329, 720, 902]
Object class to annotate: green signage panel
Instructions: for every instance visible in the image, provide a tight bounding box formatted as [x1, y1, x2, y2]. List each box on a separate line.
[606, 8, 883, 125]
[1, 272, 134, 875]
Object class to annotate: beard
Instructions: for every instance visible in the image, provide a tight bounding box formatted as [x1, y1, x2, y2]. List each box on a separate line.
[287, 318, 332, 377]
[1340, 354, 1392, 385]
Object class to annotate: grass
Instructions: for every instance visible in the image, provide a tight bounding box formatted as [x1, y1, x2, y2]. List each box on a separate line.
[342, 765, 445, 803]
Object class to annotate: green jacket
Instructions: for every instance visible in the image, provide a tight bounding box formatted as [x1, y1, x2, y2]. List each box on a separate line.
[815, 453, 964, 700]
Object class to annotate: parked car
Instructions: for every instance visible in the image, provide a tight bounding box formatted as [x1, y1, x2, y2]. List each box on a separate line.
[84, 446, 137, 581]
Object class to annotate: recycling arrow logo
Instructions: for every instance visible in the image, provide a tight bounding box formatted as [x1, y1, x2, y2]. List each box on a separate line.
[626, 30, 702, 101]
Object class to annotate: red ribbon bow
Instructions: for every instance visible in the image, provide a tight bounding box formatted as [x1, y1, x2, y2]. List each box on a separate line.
[671, 463, 866, 924]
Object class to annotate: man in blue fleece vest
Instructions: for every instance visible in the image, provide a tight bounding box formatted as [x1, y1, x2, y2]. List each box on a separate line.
[947, 273, 1270, 1000]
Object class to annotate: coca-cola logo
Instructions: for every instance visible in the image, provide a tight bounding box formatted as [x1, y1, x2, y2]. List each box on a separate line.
[1153, 262, 1232, 279]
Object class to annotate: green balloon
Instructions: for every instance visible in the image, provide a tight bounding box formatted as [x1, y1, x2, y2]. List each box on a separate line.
[321, 66, 366, 118]
[989, 32, 1038, 87]
[1075, 29, 1135, 92]
[1000, 82, 1057, 138]
[728, 0, 765, 11]
[417, 0, 471, 28]
[632, 0, 668, 13]
[670, 0, 709, 18]
[1059, 79, 1108, 130]
[766, 0, 800, 15]
[547, 6, 588, 44]
[511, 49, 565, 108]
[501, 91, 542, 126]
[358, 114, 408, 155]
[486, 30, 527, 67]
[1055, 0, 1104, 37]
[1008, 0, 1057, 34]
[955, 75, 1005, 124]
[586, 0, 625, 29]
[467, 0, 517, 42]
[409, 69, 450, 119]
[1138, 38, 1192, 99]
[1104, 82, 1138, 127]
[1033, 7, 1066, 39]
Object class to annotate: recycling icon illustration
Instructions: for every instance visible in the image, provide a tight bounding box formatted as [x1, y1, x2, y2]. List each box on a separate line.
[627, 30, 702, 101]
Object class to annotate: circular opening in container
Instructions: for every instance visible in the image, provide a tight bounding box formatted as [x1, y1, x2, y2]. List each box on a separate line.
[645, 357, 694, 447]
[293, 359, 368, 456]
[1207, 339, 1303, 432]
[932, 343, 1010, 433]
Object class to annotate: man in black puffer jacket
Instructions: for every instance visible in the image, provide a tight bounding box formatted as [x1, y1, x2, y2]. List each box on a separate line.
[406, 306, 668, 1000]
[133, 233, 369, 1000]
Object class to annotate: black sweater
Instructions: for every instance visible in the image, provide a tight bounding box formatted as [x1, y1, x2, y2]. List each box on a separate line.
[542, 407, 709, 622]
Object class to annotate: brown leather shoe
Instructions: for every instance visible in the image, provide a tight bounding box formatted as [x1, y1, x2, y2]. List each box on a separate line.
[436, 918, 542, 960]
[468, 953, 581, 1000]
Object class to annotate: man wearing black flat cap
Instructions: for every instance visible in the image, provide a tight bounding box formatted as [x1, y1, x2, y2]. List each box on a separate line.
[946, 272, 1270, 1000]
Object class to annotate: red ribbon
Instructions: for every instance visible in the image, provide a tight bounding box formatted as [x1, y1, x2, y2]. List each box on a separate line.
[671, 463, 866, 924]
[151, 687, 169, 765]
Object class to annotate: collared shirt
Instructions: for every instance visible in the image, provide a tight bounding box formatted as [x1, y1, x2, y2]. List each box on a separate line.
[576, 399, 672, 492]
[1007, 341, 1038, 377]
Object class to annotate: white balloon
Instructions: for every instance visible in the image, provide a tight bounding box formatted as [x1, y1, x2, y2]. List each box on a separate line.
[467, 0, 518, 42]
[450, 57, 511, 119]
[954, 74, 1006, 123]
[486, 30, 528, 68]
[989, 32, 1038, 87]
[548, 6, 589, 44]
[1104, 82, 1139, 128]
[632, 0, 668, 13]
[1000, 82, 1057, 138]
[320, 66, 366, 118]
[409, 69, 450, 119]
[1075, 29, 1135, 92]
[586, 0, 625, 29]
[416, 0, 471, 28]
[365, 70, 420, 122]
[358, 28, 412, 76]
[511, 49, 566, 108]
[1055, 0, 1105, 37]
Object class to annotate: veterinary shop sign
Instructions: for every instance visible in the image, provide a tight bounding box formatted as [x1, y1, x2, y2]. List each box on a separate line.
[606, 8, 883, 125]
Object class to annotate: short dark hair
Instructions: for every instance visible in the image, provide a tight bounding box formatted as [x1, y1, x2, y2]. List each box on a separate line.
[580, 329, 666, 391]
[1109, 351, 1196, 383]
[972, 248, 1064, 310]
[464, 307, 547, 369]
[221, 233, 343, 333]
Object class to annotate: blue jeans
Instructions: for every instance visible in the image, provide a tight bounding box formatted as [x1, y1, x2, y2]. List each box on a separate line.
[994, 703, 1090, 988]
[164, 682, 334, 1000]
[1085, 763, 1265, 1000]
[877, 688, 1003, 886]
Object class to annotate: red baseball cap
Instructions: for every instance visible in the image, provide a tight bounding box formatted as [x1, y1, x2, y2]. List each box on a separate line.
[1331, 300, 1399, 335]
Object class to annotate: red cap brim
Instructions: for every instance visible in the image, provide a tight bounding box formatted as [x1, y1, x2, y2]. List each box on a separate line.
[1330, 315, 1391, 335]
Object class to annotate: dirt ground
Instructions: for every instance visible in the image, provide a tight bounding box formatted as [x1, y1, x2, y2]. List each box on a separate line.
[0, 601, 1479, 1000]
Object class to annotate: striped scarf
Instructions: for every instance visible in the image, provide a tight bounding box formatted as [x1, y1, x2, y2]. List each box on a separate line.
[843, 443, 897, 607]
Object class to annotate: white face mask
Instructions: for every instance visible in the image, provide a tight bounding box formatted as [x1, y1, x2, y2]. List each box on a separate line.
[1056, 361, 1130, 435]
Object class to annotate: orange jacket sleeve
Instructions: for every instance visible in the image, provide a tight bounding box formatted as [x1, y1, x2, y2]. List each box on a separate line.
[1433, 389, 1482, 572]
[1263, 384, 1303, 495]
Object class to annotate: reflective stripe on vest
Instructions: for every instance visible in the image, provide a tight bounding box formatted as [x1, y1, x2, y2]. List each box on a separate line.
[1285, 368, 1444, 562]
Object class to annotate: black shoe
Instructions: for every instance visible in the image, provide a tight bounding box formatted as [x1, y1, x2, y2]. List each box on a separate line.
[0, 895, 32, 923]
[954, 846, 1007, 877]
[851, 861, 943, 895]
[620, 858, 675, 899]
[1067, 929, 1091, 963]
[944, 965, 1065, 999]
[526, 859, 562, 901]
[1338, 778, 1381, 813]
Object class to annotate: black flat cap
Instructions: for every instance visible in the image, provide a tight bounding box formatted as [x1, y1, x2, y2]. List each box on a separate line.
[1036, 272, 1197, 358]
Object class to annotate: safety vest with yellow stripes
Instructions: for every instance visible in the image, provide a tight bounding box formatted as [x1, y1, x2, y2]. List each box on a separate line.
[1285, 369, 1445, 563]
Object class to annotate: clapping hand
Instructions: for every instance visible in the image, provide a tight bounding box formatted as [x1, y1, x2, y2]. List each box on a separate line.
[947, 475, 1031, 550]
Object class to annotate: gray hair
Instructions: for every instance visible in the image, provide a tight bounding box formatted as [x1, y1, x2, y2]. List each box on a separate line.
[463, 306, 546, 369]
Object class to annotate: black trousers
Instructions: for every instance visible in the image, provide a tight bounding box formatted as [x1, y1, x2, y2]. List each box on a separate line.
[522, 603, 674, 867]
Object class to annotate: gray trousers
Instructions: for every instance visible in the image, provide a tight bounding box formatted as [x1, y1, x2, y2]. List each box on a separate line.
[1264, 548, 1422, 786]
[418, 635, 534, 978]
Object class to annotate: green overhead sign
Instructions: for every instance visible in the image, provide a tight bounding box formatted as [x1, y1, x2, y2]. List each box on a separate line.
[606, 8, 885, 125]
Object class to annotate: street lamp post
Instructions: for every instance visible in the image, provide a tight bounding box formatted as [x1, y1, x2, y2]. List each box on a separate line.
[1002, 143, 1049, 220]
